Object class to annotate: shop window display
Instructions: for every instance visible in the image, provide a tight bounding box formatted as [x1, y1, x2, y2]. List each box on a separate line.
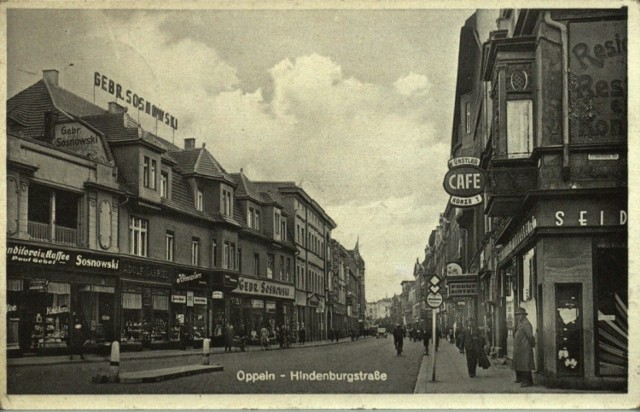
[29, 281, 71, 350]
[7, 279, 23, 350]
[151, 294, 169, 342]
[121, 292, 143, 342]
[192, 297, 208, 341]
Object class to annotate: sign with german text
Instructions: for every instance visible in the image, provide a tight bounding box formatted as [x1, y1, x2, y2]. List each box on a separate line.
[443, 158, 485, 208]
[53, 122, 108, 162]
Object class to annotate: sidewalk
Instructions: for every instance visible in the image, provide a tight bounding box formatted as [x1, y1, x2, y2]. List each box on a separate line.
[413, 339, 588, 393]
[7, 336, 360, 368]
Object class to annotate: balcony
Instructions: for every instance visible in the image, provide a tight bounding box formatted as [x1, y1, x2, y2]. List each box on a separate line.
[485, 159, 537, 217]
[28, 221, 79, 246]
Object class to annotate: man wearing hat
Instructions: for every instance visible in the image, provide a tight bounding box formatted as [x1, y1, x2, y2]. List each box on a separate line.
[459, 318, 480, 377]
[513, 307, 536, 387]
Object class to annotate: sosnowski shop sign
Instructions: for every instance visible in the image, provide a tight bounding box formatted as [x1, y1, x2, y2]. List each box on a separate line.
[442, 157, 486, 207]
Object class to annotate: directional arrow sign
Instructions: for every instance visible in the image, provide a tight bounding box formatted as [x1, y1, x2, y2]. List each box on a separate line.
[429, 285, 440, 294]
[430, 275, 440, 286]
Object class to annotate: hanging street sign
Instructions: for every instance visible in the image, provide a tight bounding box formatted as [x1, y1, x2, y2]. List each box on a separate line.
[443, 157, 485, 208]
[430, 275, 441, 286]
[429, 285, 440, 294]
[427, 292, 444, 308]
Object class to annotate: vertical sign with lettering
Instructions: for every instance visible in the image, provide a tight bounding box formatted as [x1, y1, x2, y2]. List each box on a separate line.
[569, 20, 627, 143]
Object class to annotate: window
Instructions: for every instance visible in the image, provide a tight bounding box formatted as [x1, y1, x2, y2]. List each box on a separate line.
[150, 159, 157, 189]
[279, 256, 284, 280]
[275, 212, 281, 235]
[267, 254, 274, 279]
[238, 248, 242, 273]
[160, 172, 168, 198]
[281, 220, 287, 241]
[143, 157, 150, 187]
[129, 217, 148, 256]
[229, 243, 236, 270]
[196, 189, 203, 211]
[143, 156, 156, 189]
[286, 258, 291, 283]
[255, 210, 261, 231]
[223, 241, 229, 269]
[165, 231, 174, 261]
[191, 237, 200, 266]
[506, 100, 533, 158]
[254, 253, 260, 277]
[211, 240, 217, 267]
[248, 208, 255, 228]
[222, 188, 232, 216]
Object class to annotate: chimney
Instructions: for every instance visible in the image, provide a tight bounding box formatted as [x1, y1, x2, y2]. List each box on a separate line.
[184, 138, 196, 149]
[108, 102, 127, 114]
[43, 69, 59, 86]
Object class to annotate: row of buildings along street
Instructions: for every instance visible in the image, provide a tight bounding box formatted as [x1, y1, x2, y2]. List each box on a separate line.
[6, 69, 367, 357]
[367, 8, 627, 391]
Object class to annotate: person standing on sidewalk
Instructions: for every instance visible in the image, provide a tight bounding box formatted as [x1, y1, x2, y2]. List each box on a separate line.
[459, 318, 480, 377]
[513, 307, 536, 387]
[69, 315, 85, 360]
[224, 323, 234, 353]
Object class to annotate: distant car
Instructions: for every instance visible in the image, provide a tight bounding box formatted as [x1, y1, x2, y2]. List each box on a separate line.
[376, 327, 387, 338]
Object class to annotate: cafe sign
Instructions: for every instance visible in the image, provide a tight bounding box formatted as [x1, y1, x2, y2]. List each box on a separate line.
[443, 158, 485, 208]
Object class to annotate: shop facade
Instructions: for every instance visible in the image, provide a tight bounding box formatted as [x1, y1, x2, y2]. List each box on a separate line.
[494, 194, 627, 386]
[7, 241, 120, 355]
[118, 257, 238, 350]
[229, 275, 295, 343]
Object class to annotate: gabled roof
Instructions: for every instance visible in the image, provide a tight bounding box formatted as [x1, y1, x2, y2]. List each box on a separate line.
[168, 147, 232, 182]
[229, 172, 279, 206]
[8, 80, 57, 139]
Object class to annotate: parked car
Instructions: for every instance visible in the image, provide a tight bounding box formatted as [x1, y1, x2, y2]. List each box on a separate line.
[376, 327, 387, 338]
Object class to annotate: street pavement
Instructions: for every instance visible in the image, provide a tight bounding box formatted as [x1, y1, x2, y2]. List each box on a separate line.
[7, 335, 424, 394]
[413, 338, 606, 394]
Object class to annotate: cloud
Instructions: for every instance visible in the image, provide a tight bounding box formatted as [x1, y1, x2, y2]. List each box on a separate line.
[8, 10, 453, 303]
[394, 72, 431, 97]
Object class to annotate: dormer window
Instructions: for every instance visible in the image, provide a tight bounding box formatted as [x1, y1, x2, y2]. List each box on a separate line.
[196, 189, 203, 211]
[275, 211, 281, 236]
[143, 156, 157, 189]
[160, 172, 168, 198]
[222, 188, 232, 216]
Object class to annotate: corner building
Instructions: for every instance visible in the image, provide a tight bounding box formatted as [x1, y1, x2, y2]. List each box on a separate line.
[440, 8, 627, 389]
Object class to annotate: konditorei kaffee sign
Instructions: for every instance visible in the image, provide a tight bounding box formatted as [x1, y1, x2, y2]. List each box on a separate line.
[443, 157, 486, 207]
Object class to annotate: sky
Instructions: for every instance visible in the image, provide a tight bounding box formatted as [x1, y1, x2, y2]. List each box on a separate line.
[7, 6, 476, 302]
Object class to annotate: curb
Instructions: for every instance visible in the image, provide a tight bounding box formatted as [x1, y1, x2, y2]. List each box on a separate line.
[413, 353, 429, 393]
[8, 337, 357, 368]
[119, 364, 224, 383]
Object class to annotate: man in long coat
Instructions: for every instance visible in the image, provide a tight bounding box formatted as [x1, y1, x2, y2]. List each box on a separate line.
[459, 318, 480, 377]
[513, 307, 536, 387]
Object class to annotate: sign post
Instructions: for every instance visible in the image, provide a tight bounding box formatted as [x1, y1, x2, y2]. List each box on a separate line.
[427, 275, 444, 383]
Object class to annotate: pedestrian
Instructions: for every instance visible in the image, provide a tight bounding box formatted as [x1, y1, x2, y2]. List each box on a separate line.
[393, 324, 404, 356]
[513, 307, 536, 387]
[459, 318, 480, 377]
[224, 323, 234, 353]
[179, 322, 189, 350]
[260, 326, 269, 350]
[455, 326, 463, 352]
[423, 325, 431, 356]
[299, 324, 306, 345]
[69, 316, 85, 360]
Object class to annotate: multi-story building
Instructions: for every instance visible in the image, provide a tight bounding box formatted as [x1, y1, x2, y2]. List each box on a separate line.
[418, 7, 628, 389]
[228, 172, 297, 343]
[7, 70, 243, 354]
[328, 239, 366, 337]
[6, 69, 326, 356]
[255, 182, 336, 341]
[482, 8, 627, 388]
